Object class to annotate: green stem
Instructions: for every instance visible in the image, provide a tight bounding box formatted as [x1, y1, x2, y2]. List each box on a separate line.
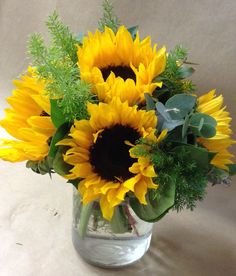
[78, 202, 93, 239]
[124, 202, 140, 237]
[110, 205, 129, 234]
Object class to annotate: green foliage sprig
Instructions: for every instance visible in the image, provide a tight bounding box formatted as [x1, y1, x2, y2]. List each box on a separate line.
[28, 12, 96, 122]
[132, 138, 209, 214]
[98, 0, 120, 32]
[155, 45, 196, 103]
[46, 11, 79, 63]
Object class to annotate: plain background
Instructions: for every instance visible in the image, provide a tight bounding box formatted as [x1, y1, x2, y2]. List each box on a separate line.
[0, 1, 235, 275]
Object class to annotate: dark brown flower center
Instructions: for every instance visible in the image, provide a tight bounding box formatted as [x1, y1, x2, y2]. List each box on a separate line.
[101, 66, 136, 81]
[90, 124, 140, 181]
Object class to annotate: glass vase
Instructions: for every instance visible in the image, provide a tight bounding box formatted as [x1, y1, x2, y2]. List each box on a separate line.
[72, 189, 153, 268]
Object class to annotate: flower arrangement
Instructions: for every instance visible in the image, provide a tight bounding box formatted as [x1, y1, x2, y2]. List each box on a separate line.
[0, 1, 235, 241]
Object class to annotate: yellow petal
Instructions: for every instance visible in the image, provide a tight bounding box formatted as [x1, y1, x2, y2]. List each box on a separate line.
[123, 174, 141, 191]
[134, 178, 148, 205]
[142, 165, 157, 177]
[100, 182, 120, 194]
[71, 162, 93, 178]
[100, 195, 115, 221]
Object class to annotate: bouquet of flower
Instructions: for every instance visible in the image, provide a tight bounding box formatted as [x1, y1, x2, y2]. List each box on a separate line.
[0, 1, 235, 236]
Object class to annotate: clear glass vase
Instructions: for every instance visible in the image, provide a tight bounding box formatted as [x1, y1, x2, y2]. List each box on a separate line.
[72, 189, 153, 268]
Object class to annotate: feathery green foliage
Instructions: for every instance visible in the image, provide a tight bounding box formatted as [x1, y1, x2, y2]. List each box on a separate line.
[132, 138, 208, 212]
[28, 12, 96, 122]
[59, 80, 95, 121]
[155, 45, 196, 103]
[98, 0, 120, 32]
[46, 11, 78, 63]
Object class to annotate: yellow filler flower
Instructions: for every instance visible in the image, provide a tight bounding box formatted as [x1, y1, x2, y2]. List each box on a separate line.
[77, 26, 166, 105]
[197, 90, 235, 170]
[0, 67, 55, 162]
[58, 98, 166, 220]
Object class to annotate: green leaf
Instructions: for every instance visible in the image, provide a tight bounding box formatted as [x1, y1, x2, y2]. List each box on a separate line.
[76, 32, 84, 44]
[156, 102, 172, 121]
[166, 125, 187, 144]
[110, 205, 129, 234]
[182, 113, 191, 139]
[172, 145, 213, 171]
[128, 25, 138, 39]
[53, 146, 73, 176]
[50, 99, 66, 128]
[48, 122, 71, 162]
[189, 113, 217, 138]
[162, 119, 184, 131]
[208, 151, 217, 162]
[177, 66, 195, 79]
[165, 94, 196, 120]
[227, 164, 236, 176]
[156, 101, 184, 132]
[67, 178, 80, 188]
[129, 181, 176, 222]
[145, 93, 155, 110]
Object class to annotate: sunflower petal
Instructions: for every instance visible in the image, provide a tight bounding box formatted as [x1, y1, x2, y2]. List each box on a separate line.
[100, 196, 115, 221]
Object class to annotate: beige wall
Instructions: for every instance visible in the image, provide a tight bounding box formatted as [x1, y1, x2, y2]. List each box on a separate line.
[0, 0, 235, 156]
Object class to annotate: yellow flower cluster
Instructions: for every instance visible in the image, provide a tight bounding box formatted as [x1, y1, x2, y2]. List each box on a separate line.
[0, 25, 235, 221]
[78, 26, 166, 105]
[0, 67, 55, 162]
[197, 90, 235, 170]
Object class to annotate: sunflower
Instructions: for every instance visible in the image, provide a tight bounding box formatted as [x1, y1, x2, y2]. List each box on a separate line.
[0, 67, 55, 162]
[58, 98, 166, 220]
[77, 26, 166, 105]
[197, 90, 235, 170]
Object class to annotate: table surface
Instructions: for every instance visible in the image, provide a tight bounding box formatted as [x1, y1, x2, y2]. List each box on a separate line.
[0, 159, 236, 276]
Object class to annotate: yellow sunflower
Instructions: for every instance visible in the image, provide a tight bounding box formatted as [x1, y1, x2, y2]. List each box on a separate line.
[0, 67, 55, 162]
[77, 25, 166, 105]
[58, 98, 166, 220]
[197, 90, 235, 170]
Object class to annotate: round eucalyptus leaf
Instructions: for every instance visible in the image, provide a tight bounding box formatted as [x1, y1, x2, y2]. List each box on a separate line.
[189, 113, 217, 138]
[165, 94, 197, 119]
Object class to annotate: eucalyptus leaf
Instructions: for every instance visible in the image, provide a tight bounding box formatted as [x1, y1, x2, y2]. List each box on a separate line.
[76, 32, 84, 44]
[156, 102, 172, 121]
[227, 164, 236, 176]
[162, 119, 184, 131]
[166, 125, 187, 144]
[128, 25, 138, 39]
[189, 113, 217, 138]
[165, 94, 196, 120]
[145, 93, 155, 111]
[182, 114, 191, 139]
[177, 66, 195, 79]
[156, 102, 184, 131]
[129, 181, 176, 222]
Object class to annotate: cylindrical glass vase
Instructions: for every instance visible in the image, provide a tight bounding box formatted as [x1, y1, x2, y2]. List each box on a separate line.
[72, 189, 153, 268]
